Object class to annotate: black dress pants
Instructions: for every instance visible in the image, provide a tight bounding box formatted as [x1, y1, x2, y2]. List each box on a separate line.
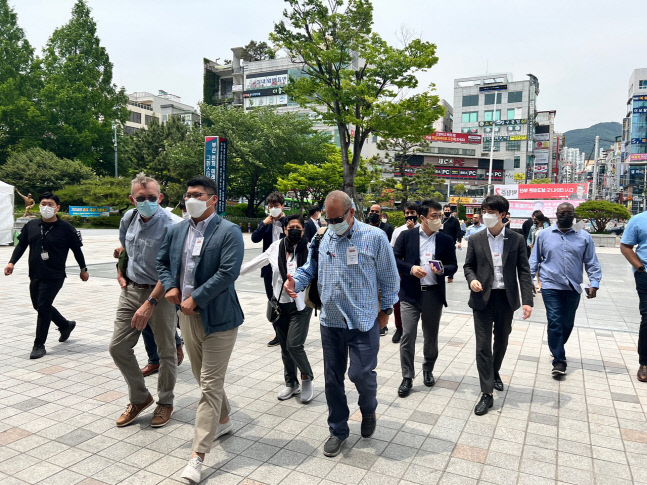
[29, 278, 69, 346]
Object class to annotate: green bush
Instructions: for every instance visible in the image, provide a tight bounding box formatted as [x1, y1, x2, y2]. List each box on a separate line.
[225, 203, 266, 218]
[224, 217, 263, 233]
[384, 211, 405, 228]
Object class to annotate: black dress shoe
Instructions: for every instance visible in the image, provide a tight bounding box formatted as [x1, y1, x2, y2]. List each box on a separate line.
[323, 435, 345, 457]
[398, 378, 412, 397]
[493, 373, 504, 392]
[361, 411, 376, 438]
[474, 394, 493, 416]
[423, 371, 435, 387]
[30, 345, 46, 359]
[267, 336, 280, 347]
[58, 321, 76, 342]
[552, 362, 567, 376]
[380, 326, 388, 336]
[391, 329, 402, 343]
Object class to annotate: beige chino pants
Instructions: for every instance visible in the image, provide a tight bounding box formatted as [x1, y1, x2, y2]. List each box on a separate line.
[179, 311, 238, 453]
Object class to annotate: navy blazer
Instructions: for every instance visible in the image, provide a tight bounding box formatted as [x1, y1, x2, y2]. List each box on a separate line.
[393, 227, 458, 307]
[251, 217, 286, 278]
[304, 218, 320, 243]
[156, 214, 244, 335]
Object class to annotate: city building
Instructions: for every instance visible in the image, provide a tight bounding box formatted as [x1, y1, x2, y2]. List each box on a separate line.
[621, 68, 647, 212]
[125, 90, 199, 134]
[559, 146, 587, 183]
[534, 110, 557, 181]
[433, 99, 453, 133]
[453, 73, 540, 182]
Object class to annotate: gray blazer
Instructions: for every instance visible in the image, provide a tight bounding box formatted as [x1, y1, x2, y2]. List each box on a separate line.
[157, 214, 244, 335]
[463, 228, 534, 311]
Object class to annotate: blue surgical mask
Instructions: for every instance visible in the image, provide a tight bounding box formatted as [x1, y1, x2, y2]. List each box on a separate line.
[137, 200, 158, 218]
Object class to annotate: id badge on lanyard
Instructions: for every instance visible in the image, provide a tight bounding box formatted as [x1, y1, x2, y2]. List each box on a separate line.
[192, 237, 204, 257]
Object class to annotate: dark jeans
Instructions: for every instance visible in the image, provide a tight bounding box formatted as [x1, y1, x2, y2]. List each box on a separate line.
[542, 289, 581, 365]
[29, 278, 70, 347]
[473, 290, 514, 394]
[142, 323, 183, 365]
[274, 303, 314, 386]
[635, 271, 647, 365]
[320, 321, 379, 440]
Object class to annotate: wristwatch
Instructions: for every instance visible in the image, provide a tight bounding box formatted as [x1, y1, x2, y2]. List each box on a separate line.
[80, 267, 88, 273]
[638, 266, 646, 273]
[381, 308, 393, 315]
[147, 296, 159, 306]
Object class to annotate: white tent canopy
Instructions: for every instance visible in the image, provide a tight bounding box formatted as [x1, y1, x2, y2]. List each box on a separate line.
[0, 180, 15, 245]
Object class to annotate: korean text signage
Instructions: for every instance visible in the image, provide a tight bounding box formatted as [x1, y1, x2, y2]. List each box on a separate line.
[631, 153, 647, 161]
[635, 95, 647, 101]
[244, 71, 288, 91]
[434, 166, 502, 180]
[479, 119, 527, 126]
[243, 86, 286, 98]
[450, 197, 483, 205]
[634, 107, 647, 114]
[204, 137, 228, 215]
[69, 206, 109, 217]
[632, 138, 647, 145]
[493, 183, 589, 200]
[426, 156, 478, 168]
[514, 172, 525, 180]
[424, 132, 481, 144]
[508, 200, 584, 218]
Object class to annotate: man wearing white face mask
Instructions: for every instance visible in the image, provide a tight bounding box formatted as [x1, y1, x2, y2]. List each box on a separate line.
[5, 192, 88, 359]
[464, 195, 534, 416]
[109, 173, 178, 429]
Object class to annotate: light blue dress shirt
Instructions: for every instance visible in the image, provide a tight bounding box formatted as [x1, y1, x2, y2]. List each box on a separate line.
[464, 223, 486, 240]
[621, 212, 647, 270]
[529, 225, 602, 293]
[292, 219, 400, 331]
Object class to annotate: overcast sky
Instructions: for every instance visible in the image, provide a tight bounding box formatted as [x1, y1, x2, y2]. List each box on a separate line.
[10, 0, 645, 133]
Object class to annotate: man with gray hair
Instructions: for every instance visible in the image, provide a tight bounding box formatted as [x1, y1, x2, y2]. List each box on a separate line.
[109, 173, 178, 428]
[285, 190, 400, 457]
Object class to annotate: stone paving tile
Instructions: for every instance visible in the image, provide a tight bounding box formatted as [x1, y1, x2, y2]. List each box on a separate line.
[1, 235, 647, 483]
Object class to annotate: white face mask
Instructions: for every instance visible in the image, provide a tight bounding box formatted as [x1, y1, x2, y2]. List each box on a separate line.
[40, 205, 57, 219]
[185, 198, 211, 219]
[329, 219, 350, 235]
[482, 213, 499, 228]
[269, 207, 282, 218]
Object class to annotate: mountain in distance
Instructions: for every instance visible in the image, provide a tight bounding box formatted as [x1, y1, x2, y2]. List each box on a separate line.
[563, 122, 622, 157]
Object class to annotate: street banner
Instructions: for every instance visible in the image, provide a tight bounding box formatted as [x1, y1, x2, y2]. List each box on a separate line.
[631, 153, 647, 161]
[493, 183, 589, 200]
[509, 199, 585, 218]
[424, 132, 481, 144]
[69, 206, 110, 217]
[204, 136, 228, 215]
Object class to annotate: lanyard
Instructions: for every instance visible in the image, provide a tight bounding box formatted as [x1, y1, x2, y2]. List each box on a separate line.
[40, 223, 55, 251]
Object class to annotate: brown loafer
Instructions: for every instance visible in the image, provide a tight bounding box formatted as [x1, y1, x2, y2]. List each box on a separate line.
[141, 363, 160, 377]
[177, 345, 184, 366]
[638, 365, 647, 382]
[151, 405, 174, 428]
[116, 394, 154, 427]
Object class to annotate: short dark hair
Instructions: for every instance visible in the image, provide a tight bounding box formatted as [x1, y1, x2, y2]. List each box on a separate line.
[267, 192, 285, 206]
[403, 201, 419, 214]
[418, 198, 442, 217]
[308, 205, 320, 216]
[481, 195, 509, 215]
[178, 199, 186, 211]
[186, 176, 217, 194]
[285, 213, 304, 227]
[531, 210, 544, 218]
[39, 192, 60, 205]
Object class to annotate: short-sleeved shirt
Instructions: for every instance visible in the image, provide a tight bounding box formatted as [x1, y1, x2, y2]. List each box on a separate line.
[621, 212, 647, 269]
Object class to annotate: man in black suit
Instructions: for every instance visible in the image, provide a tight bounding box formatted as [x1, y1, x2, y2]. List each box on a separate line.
[304, 205, 322, 243]
[464, 195, 534, 416]
[251, 191, 286, 346]
[393, 199, 457, 397]
[440, 205, 462, 283]
[367, 204, 394, 243]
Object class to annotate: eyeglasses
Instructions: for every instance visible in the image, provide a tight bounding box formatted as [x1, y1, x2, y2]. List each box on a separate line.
[325, 209, 350, 225]
[184, 192, 215, 200]
[134, 195, 159, 203]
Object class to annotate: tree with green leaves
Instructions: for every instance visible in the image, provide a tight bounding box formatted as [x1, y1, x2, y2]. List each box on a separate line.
[377, 164, 444, 204]
[40, 0, 128, 174]
[575, 200, 632, 233]
[0, 148, 94, 196]
[240, 40, 277, 62]
[56, 177, 132, 214]
[454, 183, 467, 197]
[0, 0, 45, 165]
[272, 0, 441, 208]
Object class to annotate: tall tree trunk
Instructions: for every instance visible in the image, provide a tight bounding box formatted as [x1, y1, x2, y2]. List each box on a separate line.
[246, 175, 258, 218]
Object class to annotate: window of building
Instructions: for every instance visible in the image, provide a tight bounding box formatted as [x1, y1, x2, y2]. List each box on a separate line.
[462, 95, 479, 107]
[507, 141, 521, 151]
[461, 111, 478, 123]
[484, 93, 502, 105]
[129, 111, 142, 124]
[372, 134, 378, 143]
[640, 80, 647, 89]
[507, 108, 516, 120]
[483, 110, 501, 122]
[124, 126, 137, 135]
[162, 114, 168, 122]
[482, 141, 501, 151]
[514, 156, 521, 168]
[145, 115, 152, 125]
[508, 91, 523, 103]
[461, 149, 476, 156]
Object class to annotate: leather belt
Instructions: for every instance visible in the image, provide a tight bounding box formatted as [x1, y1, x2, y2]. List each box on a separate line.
[128, 282, 156, 290]
[420, 285, 439, 291]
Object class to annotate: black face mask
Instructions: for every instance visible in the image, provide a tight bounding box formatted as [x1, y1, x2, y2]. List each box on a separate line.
[405, 215, 418, 222]
[557, 214, 574, 228]
[287, 229, 303, 243]
[368, 213, 380, 224]
[443, 211, 451, 218]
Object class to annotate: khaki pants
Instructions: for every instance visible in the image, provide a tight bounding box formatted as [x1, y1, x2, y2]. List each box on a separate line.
[109, 285, 177, 406]
[179, 312, 238, 453]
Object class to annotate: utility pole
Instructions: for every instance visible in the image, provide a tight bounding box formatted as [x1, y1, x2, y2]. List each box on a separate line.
[487, 95, 497, 195]
[112, 122, 118, 178]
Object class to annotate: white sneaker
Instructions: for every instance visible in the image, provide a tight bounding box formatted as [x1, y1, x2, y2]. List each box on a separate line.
[181, 455, 202, 483]
[301, 379, 314, 403]
[213, 419, 233, 440]
[277, 384, 301, 400]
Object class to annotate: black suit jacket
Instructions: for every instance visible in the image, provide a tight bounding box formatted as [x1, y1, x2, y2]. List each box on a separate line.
[251, 216, 286, 277]
[304, 218, 320, 243]
[440, 216, 462, 243]
[393, 228, 458, 307]
[463, 228, 534, 311]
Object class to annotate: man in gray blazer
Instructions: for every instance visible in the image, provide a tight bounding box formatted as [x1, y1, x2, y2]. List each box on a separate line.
[464, 195, 534, 416]
[157, 176, 244, 484]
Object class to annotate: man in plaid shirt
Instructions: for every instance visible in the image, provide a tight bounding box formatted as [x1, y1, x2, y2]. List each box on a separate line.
[285, 191, 399, 457]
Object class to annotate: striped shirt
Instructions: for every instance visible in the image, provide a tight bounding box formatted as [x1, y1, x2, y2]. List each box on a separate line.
[292, 219, 400, 331]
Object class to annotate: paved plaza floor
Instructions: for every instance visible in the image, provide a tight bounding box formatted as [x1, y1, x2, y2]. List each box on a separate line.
[1, 231, 647, 484]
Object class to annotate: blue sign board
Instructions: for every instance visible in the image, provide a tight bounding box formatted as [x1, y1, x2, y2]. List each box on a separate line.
[204, 136, 228, 216]
[634, 107, 647, 114]
[69, 206, 110, 217]
[632, 138, 647, 145]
